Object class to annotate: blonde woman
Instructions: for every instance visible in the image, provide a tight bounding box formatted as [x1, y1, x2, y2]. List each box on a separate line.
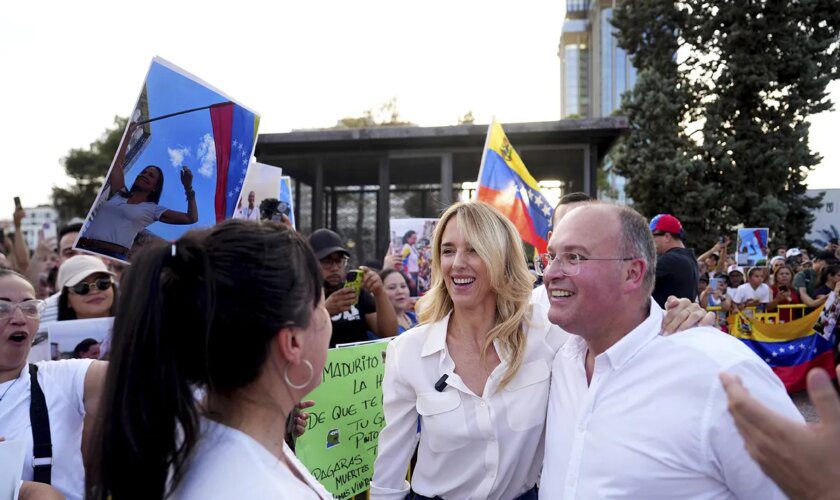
[371, 201, 710, 500]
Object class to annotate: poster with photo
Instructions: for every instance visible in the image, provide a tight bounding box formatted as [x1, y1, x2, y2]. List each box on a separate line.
[233, 162, 283, 222]
[280, 176, 296, 229]
[76, 57, 260, 262]
[389, 218, 438, 296]
[48, 317, 114, 358]
[736, 227, 769, 267]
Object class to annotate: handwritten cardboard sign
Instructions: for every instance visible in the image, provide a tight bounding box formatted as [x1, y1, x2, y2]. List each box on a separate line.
[296, 341, 389, 499]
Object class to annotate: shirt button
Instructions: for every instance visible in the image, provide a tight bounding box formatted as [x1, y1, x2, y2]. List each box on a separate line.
[480, 402, 486, 407]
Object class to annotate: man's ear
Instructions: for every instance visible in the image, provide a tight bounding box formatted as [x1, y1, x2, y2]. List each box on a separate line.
[623, 259, 647, 293]
[276, 327, 304, 365]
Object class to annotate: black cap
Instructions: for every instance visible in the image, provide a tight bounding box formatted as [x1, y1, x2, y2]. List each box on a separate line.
[308, 229, 350, 260]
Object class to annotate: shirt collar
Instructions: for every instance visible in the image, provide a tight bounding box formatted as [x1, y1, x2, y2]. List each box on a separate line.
[420, 311, 453, 357]
[601, 300, 663, 370]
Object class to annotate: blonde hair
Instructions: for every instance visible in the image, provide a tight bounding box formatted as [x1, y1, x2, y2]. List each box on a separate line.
[417, 201, 534, 388]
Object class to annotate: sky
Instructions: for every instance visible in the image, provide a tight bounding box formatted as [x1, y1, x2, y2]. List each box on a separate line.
[0, 0, 837, 218]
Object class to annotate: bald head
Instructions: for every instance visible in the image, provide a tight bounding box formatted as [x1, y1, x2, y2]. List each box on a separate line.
[555, 204, 656, 295]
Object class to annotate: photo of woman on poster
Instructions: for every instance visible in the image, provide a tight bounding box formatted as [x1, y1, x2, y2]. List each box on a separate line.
[78, 123, 199, 260]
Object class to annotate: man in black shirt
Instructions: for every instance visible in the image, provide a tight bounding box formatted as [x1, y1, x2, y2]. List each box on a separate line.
[649, 214, 700, 308]
[308, 229, 397, 347]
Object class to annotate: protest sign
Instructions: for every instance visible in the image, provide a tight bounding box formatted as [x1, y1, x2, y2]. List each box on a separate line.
[280, 176, 296, 229]
[76, 57, 260, 262]
[389, 218, 438, 295]
[0, 439, 25, 500]
[47, 317, 114, 357]
[736, 227, 769, 267]
[233, 162, 287, 223]
[27, 330, 51, 363]
[296, 341, 389, 499]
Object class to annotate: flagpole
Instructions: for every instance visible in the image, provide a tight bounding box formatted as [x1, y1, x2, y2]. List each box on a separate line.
[473, 118, 495, 200]
[136, 101, 233, 126]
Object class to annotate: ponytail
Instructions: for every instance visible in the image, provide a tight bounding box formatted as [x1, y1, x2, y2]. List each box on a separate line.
[88, 221, 323, 499]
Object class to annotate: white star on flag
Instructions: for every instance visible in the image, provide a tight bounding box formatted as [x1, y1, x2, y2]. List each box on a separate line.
[542, 204, 551, 217]
[771, 352, 778, 357]
[228, 190, 234, 197]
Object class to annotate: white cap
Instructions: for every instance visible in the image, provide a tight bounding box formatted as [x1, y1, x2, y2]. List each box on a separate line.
[727, 265, 745, 276]
[57, 255, 114, 290]
[785, 247, 802, 258]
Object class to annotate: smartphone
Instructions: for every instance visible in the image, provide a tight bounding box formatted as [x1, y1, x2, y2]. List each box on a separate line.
[718, 236, 726, 244]
[13, 196, 21, 209]
[779, 285, 789, 293]
[709, 277, 720, 290]
[344, 270, 364, 303]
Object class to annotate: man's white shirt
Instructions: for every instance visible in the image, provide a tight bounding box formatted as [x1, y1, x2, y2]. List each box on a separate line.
[235, 206, 259, 221]
[540, 301, 801, 499]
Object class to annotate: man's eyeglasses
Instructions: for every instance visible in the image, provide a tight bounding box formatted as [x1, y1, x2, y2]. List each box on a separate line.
[320, 256, 349, 268]
[70, 277, 113, 296]
[535, 252, 637, 277]
[0, 299, 46, 319]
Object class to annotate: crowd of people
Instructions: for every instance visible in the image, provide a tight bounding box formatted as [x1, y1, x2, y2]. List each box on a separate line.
[1, 195, 839, 500]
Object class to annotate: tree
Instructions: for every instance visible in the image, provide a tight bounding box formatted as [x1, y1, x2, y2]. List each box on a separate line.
[687, 0, 839, 248]
[613, 0, 840, 250]
[457, 110, 475, 125]
[334, 97, 415, 128]
[52, 116, 127, 222]
[611, 1, 718, 249]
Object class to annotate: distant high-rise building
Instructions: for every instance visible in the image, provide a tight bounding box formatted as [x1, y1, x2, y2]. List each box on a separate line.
[559, 0, 636, 202]
[559, 0, 637, 119]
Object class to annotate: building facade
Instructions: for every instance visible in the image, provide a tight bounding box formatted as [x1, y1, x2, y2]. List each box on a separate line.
[559, 1, 636, 203]
[20, 205, 59, 250]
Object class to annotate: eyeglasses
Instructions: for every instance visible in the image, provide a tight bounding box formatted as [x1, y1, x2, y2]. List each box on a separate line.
[320, 256, 349, 268]
[535, 252, 637, 277]
[70, 277, 113, 295]
[0, 299, 46, 319]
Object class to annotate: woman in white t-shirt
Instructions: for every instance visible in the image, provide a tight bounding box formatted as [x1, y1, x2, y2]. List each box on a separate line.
[0, 269, 108, 500]
[87, 220, 333, 499]
[79, 123, 199, 260]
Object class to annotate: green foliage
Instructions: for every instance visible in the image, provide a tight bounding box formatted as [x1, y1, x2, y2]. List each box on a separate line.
[612, 0, 840, 250]
[52, 116, 127, 222]
[457, 110, 475, 125]
[334, 97, 415, 128]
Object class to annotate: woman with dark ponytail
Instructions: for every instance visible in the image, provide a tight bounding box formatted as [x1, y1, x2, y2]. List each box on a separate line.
[88, 220, 333, 499]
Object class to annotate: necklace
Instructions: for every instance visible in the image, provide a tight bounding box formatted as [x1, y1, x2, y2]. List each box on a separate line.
[0, 376, 20, 403]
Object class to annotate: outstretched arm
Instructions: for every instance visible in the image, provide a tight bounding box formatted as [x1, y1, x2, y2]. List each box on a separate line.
[159, 166, 198, 225]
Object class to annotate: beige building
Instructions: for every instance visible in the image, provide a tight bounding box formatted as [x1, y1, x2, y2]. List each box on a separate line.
[559, 0, 637, 119]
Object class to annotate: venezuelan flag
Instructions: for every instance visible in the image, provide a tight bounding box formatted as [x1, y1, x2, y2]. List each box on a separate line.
[728, 306, 836, 393]
[476, 121, 552, 253]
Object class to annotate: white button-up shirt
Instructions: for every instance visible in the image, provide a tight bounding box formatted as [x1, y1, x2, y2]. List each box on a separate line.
[540, 301, 803, 499]
[371, 306, 567, 500]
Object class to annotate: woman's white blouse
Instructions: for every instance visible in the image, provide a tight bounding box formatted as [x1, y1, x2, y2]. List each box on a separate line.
[370, 305, 568, 500]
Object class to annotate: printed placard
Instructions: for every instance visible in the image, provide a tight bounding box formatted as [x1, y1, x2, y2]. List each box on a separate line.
[736, 228, 769, 267]
[389, 218, 438, 296]
[76, 57, 259, 262]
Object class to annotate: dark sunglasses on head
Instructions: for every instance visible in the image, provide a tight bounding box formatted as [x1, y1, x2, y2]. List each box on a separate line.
[71, 277, 113, 295]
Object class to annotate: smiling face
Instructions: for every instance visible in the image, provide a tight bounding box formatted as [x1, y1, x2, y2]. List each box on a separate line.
[383, 272, 410, 312]
[544, 206, 633, 336]
[133, 166, 163, 195]
[67, 272, 114, 319]
[439, 216, 495, 311]
[0, 274, 39, 379]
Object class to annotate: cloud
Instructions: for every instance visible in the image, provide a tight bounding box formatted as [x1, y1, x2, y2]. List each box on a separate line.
[196, 133, 216, 178]
[167, 146, 190, 168]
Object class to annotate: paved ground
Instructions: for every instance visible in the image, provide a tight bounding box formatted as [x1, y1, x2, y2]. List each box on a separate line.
[791, 390, 818, 423]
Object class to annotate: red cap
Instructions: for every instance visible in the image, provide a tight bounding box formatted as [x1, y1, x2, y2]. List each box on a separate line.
[649, 214, 685, 239]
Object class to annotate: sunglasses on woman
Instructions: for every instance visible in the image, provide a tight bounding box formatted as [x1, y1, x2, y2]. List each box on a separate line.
[70, 277, 113, 295]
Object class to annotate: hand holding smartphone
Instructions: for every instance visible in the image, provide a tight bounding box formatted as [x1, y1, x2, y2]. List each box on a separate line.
[343, 269, 364, 304]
